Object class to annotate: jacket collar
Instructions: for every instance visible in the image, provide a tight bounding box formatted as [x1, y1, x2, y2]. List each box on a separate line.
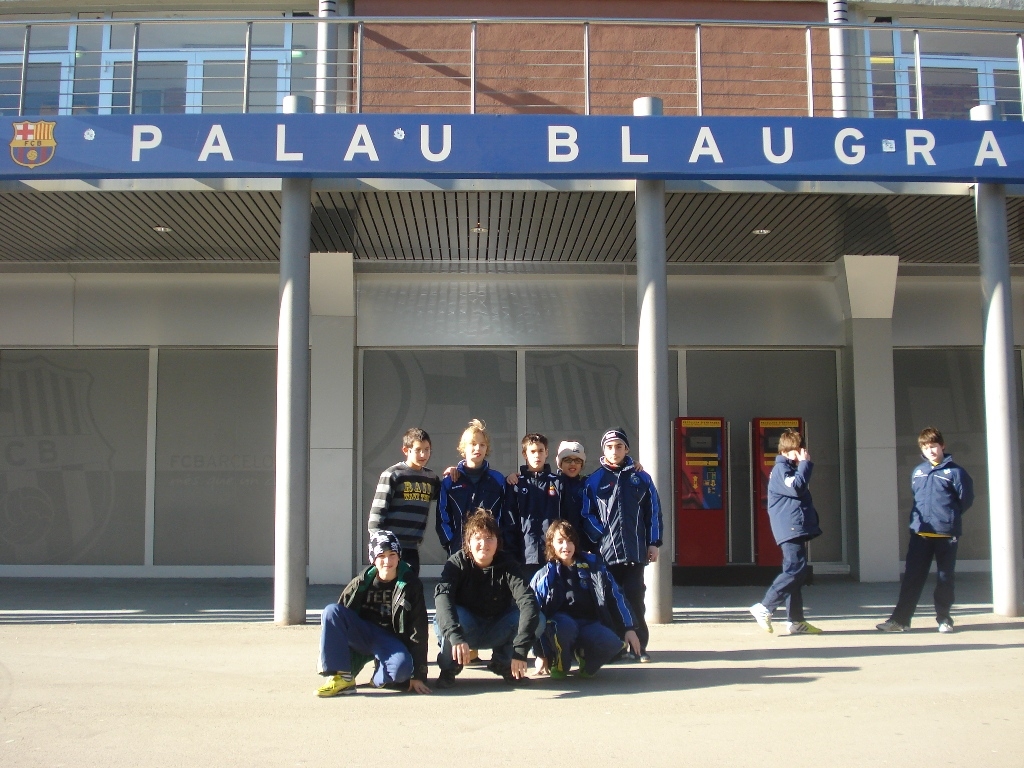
[600, 455, 635, 473]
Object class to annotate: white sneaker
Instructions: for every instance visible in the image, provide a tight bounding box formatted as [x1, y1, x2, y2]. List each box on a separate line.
[749, 603, 773, 633]
[938, 620, 954, 633]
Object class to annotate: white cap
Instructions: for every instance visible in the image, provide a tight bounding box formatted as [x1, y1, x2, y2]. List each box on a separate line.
[556, 440, 586, 466]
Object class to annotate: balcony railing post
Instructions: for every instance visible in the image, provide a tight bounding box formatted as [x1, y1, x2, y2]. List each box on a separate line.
[1017, 34, 1024, 121]
[583, 21, 590, 116]
[128, 22, 140, 115]
[470, 21, 477, 115]
[695, 24, 703, 116]
[806, 25, 814, 117]
[18, 25, 30, 117]
[355, 20, 363, 113]
[242, 22, 253, 113]
[828, 0, 848, 117]
[914, 29, 924, 118]
[316, 0, 339, 114]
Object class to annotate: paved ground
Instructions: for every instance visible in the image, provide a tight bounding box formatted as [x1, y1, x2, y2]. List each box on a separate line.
[1, 574, 1022, 767]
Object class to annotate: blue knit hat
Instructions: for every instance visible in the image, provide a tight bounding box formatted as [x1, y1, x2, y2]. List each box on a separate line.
[601, 428, 629, 448]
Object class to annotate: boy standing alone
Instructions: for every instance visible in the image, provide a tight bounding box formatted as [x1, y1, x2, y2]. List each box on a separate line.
[877, 427, 974, 633]
[368, 427, 440, 576]
[749, 428, 823, 635]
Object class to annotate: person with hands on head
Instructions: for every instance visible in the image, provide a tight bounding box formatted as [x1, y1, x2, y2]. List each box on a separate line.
[749, 429, 823, 635]
[317, 530, 431, 697]
[433, 509, 540, 689]
[581, 427, 663, 662]
[532, 520, 641, 679]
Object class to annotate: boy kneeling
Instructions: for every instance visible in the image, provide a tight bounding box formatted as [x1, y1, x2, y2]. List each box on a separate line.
[317, 530, 431, 696]
[532, 520, 642, 678]
[434, 509, 540, 689]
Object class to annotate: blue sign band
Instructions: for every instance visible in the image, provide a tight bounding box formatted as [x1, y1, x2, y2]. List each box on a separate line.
[5, 114, 1023, 182]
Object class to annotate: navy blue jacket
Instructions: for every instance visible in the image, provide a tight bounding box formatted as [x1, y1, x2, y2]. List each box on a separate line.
[530, 552, 636, 647]
[767, 455, 822, 545]
[909, 454, 974, 537]
[557, 471, 601, 550]
[502, 464, 562, 565]
[436, 460, 507, 556]
[582, 457, 663, 566]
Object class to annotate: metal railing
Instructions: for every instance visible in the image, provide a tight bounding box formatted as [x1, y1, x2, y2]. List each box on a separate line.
[1, 15, 1022, 119]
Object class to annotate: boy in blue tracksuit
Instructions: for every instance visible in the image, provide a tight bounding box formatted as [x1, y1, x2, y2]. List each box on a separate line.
[877, 426, 974, 633]
[436, 419, 507, 557]
[531, 520, 642, 678]
[581, 428, 662, 661]
[749, 428, 823, 635]
[502, 433, 562, 580]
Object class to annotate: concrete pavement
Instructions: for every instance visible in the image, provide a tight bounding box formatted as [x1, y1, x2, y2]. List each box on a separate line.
[1, 574, 1022, 767]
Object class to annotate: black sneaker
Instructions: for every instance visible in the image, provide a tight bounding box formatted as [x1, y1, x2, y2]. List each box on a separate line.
[435, 671, 457, 690]
[487, 661, 531, 686]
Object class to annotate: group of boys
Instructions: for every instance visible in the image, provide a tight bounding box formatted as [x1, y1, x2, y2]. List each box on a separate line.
[318, 420, 663, 695]
[318, 421, 975, 696]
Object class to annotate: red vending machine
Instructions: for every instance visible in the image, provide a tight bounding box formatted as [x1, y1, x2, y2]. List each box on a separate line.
[750, 418, 803, 567]
[674, 418, 727, 566]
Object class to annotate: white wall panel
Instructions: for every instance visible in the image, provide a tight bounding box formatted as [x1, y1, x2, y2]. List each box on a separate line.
[0, 275, 74, 346]
[667, 276, 845, 346]
[71, 274, 279, 346]
[893, 277, 1024, 347]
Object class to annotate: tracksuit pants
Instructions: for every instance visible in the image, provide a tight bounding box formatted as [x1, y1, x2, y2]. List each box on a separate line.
[609, 562, 649, 651]
[761, 540, 809, 622]
[890, 533, 959, 626]
[318, 603, 413, 687]
[546, 612, 624, 675]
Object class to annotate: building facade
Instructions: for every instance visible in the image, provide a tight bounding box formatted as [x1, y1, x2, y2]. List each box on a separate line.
[0, 0, 1022, 587]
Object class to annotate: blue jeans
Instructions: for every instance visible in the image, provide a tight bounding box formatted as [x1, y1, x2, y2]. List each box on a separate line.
[761, 540, 809, 622]
[891, 534, 959, 625]
[433, 605, 520, 674]
[545, 612, 624, 675]
[319, 603, 413, 687]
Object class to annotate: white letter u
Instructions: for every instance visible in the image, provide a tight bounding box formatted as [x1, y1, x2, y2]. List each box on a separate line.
[421, 125, 452, 162]
[762, 127, 793, 164]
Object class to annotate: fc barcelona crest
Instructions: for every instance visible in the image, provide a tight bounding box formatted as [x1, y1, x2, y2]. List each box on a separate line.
[10, 120, 56, 169]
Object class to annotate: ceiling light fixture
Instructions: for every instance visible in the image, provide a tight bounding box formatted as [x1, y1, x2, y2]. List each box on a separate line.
[752, 228, 771, 235]
[153, 226, 172, 233]
[470, 221, 487, 234]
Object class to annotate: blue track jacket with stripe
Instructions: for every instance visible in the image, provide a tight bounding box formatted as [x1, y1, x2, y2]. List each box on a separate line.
[582, 456, 663, 566]
[502, 463, 562, 565]
[530, 552, 637, 637]
[436, 460, 507, 556]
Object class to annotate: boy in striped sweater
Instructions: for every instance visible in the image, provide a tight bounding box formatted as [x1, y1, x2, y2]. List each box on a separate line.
[368, 427, 441, 576]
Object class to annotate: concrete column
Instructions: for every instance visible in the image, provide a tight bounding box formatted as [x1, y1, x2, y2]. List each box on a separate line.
[828, 0, 849, 117]
[837, 254, 901, 582]
[274, 94, 314, 625]
[633, 96, 673, 625]
[315, 0, 339, 114]
[973, 105, 1024, 617]
[308, 253, 356, 585]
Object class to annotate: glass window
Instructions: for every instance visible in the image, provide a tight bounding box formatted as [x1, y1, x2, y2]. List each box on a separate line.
[525, 350, 641, 472]
[0, 350, 148, 566]
[154, 349, 276, 566]
[686, 350, 843, 564]
[893, 349, 1024, 562]
[361, 350, 517, 567]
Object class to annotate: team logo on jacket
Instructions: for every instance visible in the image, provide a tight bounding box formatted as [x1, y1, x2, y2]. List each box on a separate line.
[0, 356, 115, 564]
[631, 475, 640, 485]
[10, 121, 56, 168]
[548, 484, 557, 496]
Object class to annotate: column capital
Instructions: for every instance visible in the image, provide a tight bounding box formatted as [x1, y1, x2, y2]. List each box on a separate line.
[836, 254, 899, 320]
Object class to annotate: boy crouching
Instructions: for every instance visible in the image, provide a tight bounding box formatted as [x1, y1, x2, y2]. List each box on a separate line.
[317, 530, 431, 696]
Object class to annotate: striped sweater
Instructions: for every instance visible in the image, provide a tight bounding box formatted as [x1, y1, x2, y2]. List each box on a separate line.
[367, 462, 441, 550]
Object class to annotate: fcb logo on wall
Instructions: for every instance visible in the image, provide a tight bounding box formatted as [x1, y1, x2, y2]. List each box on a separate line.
[10, 120, 57, 169]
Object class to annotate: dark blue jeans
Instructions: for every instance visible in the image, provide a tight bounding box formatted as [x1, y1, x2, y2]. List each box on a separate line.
[761, 540, 809, 622]
[546, 613, 624, 675]
[891, 534, 959, 625]
[318, 604, 413, 687]
[433, 605, 520, 674]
